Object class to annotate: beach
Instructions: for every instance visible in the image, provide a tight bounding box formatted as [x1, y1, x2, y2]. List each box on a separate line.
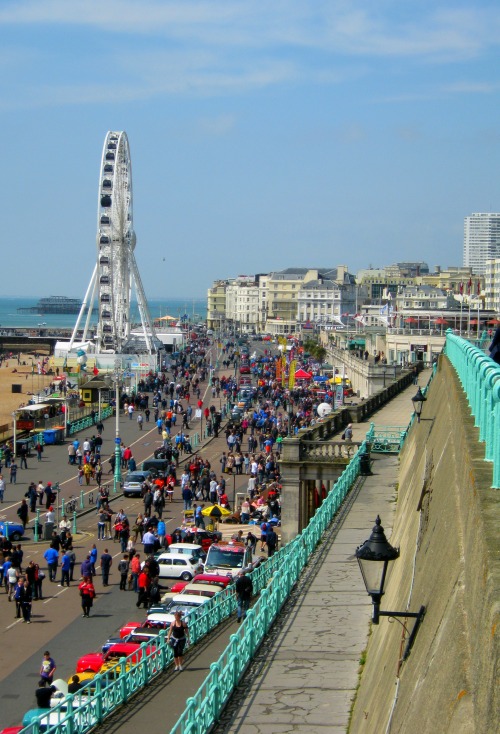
[0, 352, 54, 437]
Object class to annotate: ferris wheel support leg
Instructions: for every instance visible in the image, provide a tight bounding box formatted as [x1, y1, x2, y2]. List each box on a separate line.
[130, 253, 156, 354]
[69, 264, 97, 348]
[82, 271, 98, 343]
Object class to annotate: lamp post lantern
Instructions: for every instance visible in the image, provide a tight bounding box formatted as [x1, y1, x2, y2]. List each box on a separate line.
[411, 387, 427, 423]
[355, 516, 425, 661]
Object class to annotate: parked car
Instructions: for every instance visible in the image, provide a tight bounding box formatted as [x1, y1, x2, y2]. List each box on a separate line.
[167, 543, 206, 562]
[179, 581, 227, 599]
[155, 553, 198, 581]
[146, 595, 210, 625]
[170, 572, 233, 594]
[122, 471, 151, 498]
[76, 642, 148, 674]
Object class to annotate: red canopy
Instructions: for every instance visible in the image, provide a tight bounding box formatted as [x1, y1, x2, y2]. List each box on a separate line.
[295, 368, 312, 379]
[433, 317, 448, 325]
[405, 317, 418, 323]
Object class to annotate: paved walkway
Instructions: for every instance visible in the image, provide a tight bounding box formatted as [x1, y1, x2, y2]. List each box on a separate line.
[212, 370, 432, 734]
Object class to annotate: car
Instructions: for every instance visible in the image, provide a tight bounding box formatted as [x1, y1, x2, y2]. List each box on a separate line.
[239, 376, 252, 386]
[167, 543, 206, 562]
[170, 528, 221, 553]
[76, 642, 147, 674]
[0, 522, 25, 541]
[141, 458, 170, 477]
[179, 581, 228, 599]
[122, 471, 151, 498]
[230, 406, 244, 423]
[204, 542, 263, 579]
[239, 364, 251, 374]
[146, 595, 210, 625]
[155, 553, 198, 581]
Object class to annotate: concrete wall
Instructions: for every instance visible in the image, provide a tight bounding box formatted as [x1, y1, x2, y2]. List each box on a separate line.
[350, 357, 499, 733]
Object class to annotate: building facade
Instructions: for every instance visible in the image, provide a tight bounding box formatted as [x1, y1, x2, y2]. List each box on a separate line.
[225, 277, 260, 333]
[463, 213, 500, 275]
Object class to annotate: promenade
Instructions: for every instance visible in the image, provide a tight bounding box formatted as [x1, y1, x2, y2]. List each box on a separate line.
[209, 374, 429, 734]
[0, 347, 429, 732]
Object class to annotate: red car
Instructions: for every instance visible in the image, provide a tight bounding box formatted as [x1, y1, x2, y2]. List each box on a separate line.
[239, 364, 251, 374]
[76, 642, 145, 673]
[171, 573, 233, 594]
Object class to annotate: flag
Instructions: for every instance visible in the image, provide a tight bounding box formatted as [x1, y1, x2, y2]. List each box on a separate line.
[477, 280, 481, 295]
[354, 313, 366, 325]
[459, 281, 464, 295]
[93, 366, 99, 376]
[467, 277, 472, 294]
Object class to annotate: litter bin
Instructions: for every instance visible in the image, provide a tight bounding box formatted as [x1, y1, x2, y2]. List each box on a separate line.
[43, 429, 57, 445]
[44, 521, 54, 540]
[359, 452, 371, 476]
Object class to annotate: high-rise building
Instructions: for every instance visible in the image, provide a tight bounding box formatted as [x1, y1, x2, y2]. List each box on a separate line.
[463, 213, 500, 275]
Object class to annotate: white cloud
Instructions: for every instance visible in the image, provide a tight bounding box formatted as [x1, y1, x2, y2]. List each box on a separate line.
[1, 1, 499, 61]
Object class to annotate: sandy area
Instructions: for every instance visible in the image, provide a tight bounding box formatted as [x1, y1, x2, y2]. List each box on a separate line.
[0, 353, 54, 435]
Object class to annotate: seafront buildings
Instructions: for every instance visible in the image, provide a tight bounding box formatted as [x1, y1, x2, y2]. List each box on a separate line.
[208, 259, 500, 367]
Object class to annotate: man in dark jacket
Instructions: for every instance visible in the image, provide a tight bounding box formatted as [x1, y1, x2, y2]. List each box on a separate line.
[235, 571, 253, 623]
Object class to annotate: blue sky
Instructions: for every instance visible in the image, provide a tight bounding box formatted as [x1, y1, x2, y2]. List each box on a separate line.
[0, 0, 499, 298]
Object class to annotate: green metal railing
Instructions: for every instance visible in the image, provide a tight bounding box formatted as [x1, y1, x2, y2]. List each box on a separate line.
[68, 406, 113, 436]
[366, 424, 407, 453]
[444, 330, 500, 488]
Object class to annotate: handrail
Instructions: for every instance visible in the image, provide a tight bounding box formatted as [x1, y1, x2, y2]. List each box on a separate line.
[444, 330, 500, 488]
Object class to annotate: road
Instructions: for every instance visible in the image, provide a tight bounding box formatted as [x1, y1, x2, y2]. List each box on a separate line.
[0, 342, 256, 729]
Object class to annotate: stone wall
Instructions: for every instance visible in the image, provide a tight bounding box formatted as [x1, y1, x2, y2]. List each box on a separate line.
[350, 356, 500, 733]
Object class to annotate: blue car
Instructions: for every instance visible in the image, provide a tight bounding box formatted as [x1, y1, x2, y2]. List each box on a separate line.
[0, 521, 25, 541]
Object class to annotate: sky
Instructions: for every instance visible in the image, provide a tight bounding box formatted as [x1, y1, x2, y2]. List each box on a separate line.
[0, 0, 499, 298]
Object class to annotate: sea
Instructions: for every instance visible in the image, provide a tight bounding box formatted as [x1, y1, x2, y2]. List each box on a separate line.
[0, 296, 207, 330]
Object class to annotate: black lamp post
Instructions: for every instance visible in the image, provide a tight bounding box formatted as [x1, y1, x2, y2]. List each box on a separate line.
[411, 387, 427, 423]
[355, 516, 425, 661]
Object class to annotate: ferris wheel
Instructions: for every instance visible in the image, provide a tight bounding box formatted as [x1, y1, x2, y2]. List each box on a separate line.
[70, 131, 157, 354]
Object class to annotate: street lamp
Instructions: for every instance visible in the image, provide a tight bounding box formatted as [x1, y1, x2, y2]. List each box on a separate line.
[355, 516, 425, 661]
[111, 359, 123, 494]
[411, 387, 427, 423]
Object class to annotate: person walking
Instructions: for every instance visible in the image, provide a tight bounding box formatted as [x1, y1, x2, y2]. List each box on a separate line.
[0, 474, 5, 502]
[20, 578, 33, 623]
[43, 546, 59, 583]
[9, 462, 18, 484]
[60, 550, 71, 587]
[79, 576, 96, 617]
[235, 570, 253, 623]
[137, 414, 143, 431]
[17, 499, 29, 530]
[167, 610, 190, 671]
[39, 651, 56, 685]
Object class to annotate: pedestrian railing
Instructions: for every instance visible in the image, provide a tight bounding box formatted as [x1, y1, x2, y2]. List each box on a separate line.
[67, 406, 113, 436]
[366, 425, 407, 453]
[444, 330, 500, 488]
